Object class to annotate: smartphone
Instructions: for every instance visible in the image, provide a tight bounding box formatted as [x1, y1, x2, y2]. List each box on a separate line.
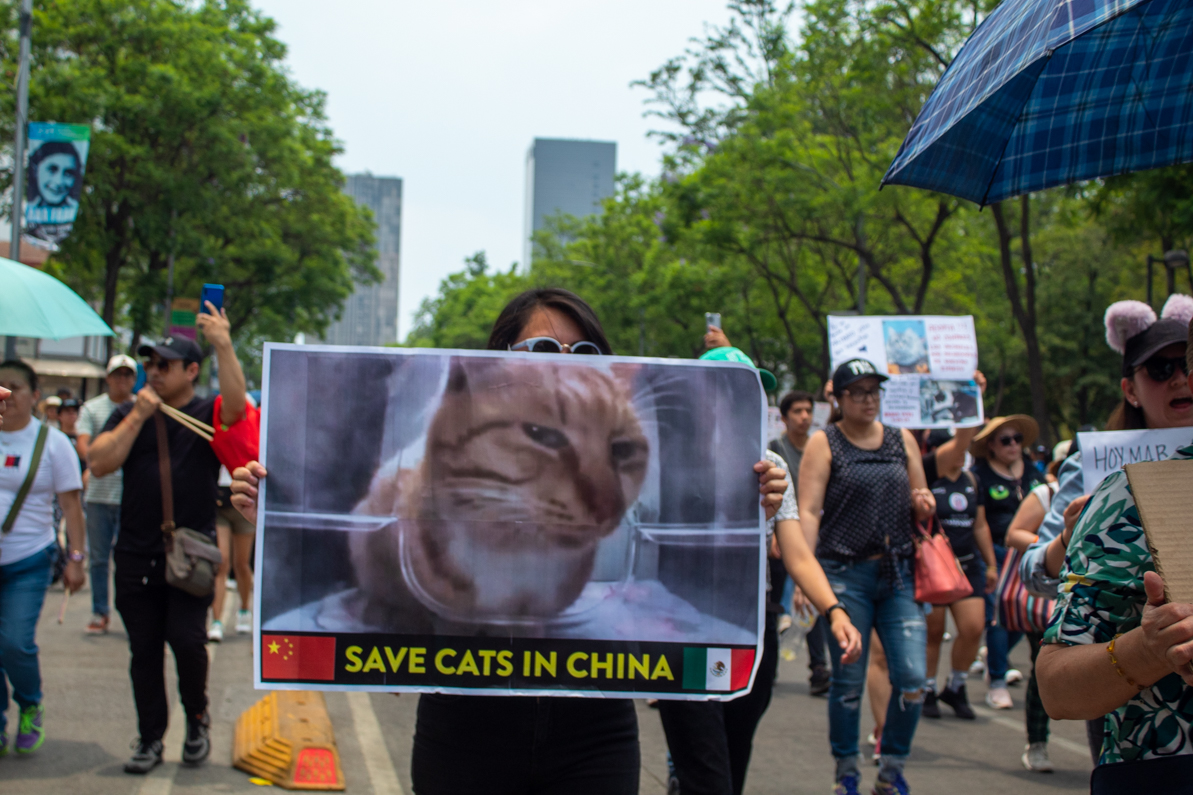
[200, 283, 224, 315]
[705, 312, 722, 332]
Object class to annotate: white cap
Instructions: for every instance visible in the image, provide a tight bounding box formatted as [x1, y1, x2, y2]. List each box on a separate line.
[107, 354, 138, 375]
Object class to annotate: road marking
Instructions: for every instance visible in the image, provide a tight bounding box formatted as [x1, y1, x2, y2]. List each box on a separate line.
[348, 691, 406, 795]
[971, 703, 1092, 758]
[141, 585, 237, 794]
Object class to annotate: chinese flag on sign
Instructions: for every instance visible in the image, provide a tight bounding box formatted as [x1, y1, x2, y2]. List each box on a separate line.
[261, 635, 337, 681]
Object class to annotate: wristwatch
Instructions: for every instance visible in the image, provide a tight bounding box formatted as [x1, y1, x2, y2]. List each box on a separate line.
[825, 602, 850, 620]
[68, 550, 85, 563]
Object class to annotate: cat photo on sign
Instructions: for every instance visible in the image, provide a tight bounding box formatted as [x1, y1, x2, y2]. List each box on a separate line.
[257, 347, 765, 647]
[883, 319, 930, 374]
[919, 379, 981, 425]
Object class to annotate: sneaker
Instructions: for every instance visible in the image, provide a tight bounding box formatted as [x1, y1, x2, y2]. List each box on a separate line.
[15, 705, 44, 754]
[872, 736, 882, 765]
[810, 665, 832, 696]
[872, 771, 911, 795]
[236, 609, 252, 634]
[969, 646, 987, 676]
[866, 731, 878, 747]
[778, 613, 794, 634]
[182, 713, 211, 765]
[938, 684, 976, 719]
[666, 752, 679, 795]
[834, 773, 863, 795]
[124, 739, 163, 774]
[207, 619, 224, 643]
[921, 689, 941, 718]
[1006, 668, 1024, 686]
[985, 686, 1013, 710]
[1022, 742, 1054, 772]
[85, 614, 110, 634]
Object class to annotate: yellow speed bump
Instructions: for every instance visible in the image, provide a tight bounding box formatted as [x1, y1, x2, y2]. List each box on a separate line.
[233, 691, 346, 790]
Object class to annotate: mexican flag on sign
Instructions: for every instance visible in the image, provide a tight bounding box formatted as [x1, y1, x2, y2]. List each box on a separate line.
[682, 647, 755, 691]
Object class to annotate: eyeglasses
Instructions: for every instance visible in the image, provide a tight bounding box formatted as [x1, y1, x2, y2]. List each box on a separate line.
[146, 357, 177, 373]
[509, 337, 603, 355]
[996, 433, 1024, 447]
[1139, 356, 1189, 383]
[843, 387, 884, 403]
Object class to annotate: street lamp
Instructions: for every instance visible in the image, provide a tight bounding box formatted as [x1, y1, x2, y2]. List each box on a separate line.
[1146, 250, 1191, 308]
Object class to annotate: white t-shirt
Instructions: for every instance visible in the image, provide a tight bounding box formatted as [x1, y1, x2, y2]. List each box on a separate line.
[78, 392, 123, 505]
[0, 419, 83, 565]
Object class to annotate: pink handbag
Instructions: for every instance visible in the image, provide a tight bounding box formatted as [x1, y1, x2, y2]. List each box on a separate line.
[913, 516, 974, 605]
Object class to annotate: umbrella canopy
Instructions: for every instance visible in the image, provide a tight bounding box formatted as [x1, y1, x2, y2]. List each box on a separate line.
[882, 0, 1193, 205]
[0, 257, 113, 339]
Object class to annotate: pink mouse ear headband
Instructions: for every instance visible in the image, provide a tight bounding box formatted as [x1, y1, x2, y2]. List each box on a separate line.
[1105, 294, 1193, 354]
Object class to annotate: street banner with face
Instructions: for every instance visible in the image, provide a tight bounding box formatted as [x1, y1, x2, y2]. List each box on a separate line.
[23, 123, 91, 250]
[254, 345, 768, 700]
[828, 315, 983, 429]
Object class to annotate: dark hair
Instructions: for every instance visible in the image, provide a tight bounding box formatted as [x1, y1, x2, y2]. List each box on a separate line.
[779, 390, 815, 416]
[27, 141, 83, 204]
[0, 359, 38, 393]
[1105, 398, 1147, 431]
[487, 288, 612, 354]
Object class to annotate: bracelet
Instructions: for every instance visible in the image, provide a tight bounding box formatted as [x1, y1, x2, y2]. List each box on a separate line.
[1107, 634, 1146, 692]
[825, 602, 850, 621]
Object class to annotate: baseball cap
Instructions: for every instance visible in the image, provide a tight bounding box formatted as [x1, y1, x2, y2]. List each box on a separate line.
[106, 353, 138, 375]
[60, 398, 80, 411]
[699, 346, 778, 391]
[1122, 317, 1188, 375]
[137, 336, 204, 364]
[831, 358, 889, 396]
[43, 396, 62, 408]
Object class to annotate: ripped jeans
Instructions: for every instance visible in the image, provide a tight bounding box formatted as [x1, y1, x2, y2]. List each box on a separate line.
[819, 557, 926, 765]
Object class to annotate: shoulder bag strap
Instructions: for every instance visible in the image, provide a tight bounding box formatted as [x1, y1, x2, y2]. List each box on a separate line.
[2, 422, 50, 535]
[154, 412, 176, 534]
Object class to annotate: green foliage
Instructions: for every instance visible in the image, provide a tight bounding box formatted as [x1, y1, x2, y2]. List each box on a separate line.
[405, 253, 529, 349]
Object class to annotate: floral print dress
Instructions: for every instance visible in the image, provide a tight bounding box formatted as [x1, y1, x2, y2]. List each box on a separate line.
[1043, 444, 1193, 765]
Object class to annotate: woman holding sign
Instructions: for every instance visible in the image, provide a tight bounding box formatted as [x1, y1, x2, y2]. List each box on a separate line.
[229, 288, 841, 795]
[1036, 314, 1193, 794]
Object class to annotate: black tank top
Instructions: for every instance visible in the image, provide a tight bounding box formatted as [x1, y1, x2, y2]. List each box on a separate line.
[818, 424, 913, 567]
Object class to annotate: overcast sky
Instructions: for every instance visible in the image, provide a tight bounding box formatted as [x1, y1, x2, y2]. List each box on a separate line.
[251, 0, 732, 340]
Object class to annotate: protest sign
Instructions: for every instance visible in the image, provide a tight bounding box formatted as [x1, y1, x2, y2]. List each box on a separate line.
[827, 315, 983, 428]
[255, 345, 767, 700]
[1127, 459, 1193, 605]
[1077, 428, 1193, 494]
[23, 123, 90, 250]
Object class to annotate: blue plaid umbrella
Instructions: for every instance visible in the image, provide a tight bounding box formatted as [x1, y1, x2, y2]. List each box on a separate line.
[882, 0, 1193, 205]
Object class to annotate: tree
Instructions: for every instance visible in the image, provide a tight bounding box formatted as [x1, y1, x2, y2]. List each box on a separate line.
[0, 0, 377, 357]
[406, 253, 529, 349]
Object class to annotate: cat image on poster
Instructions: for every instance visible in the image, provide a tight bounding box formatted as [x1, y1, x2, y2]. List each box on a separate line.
[883, 320, 931, 374]
[920, 380, 981, 424]
[348, 357, 650, 631]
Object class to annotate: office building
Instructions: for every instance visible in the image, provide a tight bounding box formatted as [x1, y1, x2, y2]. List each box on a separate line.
[523, 138, 616, 266]
[322, 174, 402, 346]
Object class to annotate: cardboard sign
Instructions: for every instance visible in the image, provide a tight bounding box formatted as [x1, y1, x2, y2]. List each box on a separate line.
[827, 315, 982, 429]
[1126, 459, 1193, 605]
[254, 345, 767, 700]
[1077, 428, 1193, 494]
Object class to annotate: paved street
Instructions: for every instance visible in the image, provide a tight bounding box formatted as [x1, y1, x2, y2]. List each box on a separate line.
[1, 577, 1091, 794]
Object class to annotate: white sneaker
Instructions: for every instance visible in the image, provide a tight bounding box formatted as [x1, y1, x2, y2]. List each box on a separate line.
[1006, 668, 1024, 685]
[969, 645, 987, 675]
[866, 731, 878, 747]
[207, 620, 224, 643]
[986, 686, 1013, 709]
[236, 609, 252, 634]
[1022, 742, 1054, 773]
[777, 613, 794, 634]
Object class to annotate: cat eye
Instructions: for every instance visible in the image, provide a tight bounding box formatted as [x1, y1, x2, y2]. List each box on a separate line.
[523, 423, 570, 449]
[610, 440, 642, 461]
[509, 337, 603, 355]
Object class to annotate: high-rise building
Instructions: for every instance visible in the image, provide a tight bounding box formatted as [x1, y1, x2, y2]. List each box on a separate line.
[523, 138, 616, 266]
[322, 174, 402, 346]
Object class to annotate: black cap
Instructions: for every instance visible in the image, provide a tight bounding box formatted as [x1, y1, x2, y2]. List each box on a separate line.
[138, 336, 204, 364]
[832, 358, 889, 395]
[1122, 317, 1188, 375]
[59, 398, 80, 410]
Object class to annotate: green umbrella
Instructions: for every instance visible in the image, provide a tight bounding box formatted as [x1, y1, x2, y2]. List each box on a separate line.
[0, 256, 113, 339]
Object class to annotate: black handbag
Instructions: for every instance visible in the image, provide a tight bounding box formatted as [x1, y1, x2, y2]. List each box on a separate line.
[1091, 753, 1193, 795]
[155, 412, 222, 596]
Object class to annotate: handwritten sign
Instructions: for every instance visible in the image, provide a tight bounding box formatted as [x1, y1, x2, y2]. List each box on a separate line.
[1078, 428, 1193, 493]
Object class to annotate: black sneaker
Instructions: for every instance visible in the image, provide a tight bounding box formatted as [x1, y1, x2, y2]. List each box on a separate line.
[922, 689, 941, 718]
[182, 712, 211, 765]
[938, 684, 977, 720]
[124, 739, 163, 774]
[809, 665, 831, 696]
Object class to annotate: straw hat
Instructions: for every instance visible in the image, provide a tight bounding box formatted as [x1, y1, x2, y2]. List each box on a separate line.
[968, 415, 1039, 459]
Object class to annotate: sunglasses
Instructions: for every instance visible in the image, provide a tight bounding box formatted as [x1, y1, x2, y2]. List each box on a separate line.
[145, 357, 179, 373]
[1139, 356, 1189, 383]
[996, 433, 1024, 447]
[509, 337, 603, 355]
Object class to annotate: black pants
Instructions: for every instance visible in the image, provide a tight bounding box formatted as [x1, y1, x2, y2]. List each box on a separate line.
[411, 694, 639, 794]
[806, 615, 829, 671]
[658, 615, 780, 795]
[114, 551, 212, 744]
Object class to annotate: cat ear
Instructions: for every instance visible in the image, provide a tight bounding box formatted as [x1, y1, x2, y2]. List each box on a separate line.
[446, 358, 470, 393]
[1104, 300, 1156, 354]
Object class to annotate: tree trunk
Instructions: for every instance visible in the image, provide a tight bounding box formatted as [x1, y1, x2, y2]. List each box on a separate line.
[991, 198, 1050, 448]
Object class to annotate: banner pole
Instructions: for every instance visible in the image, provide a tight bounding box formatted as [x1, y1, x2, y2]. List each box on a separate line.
[9, 0, 32, 266]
